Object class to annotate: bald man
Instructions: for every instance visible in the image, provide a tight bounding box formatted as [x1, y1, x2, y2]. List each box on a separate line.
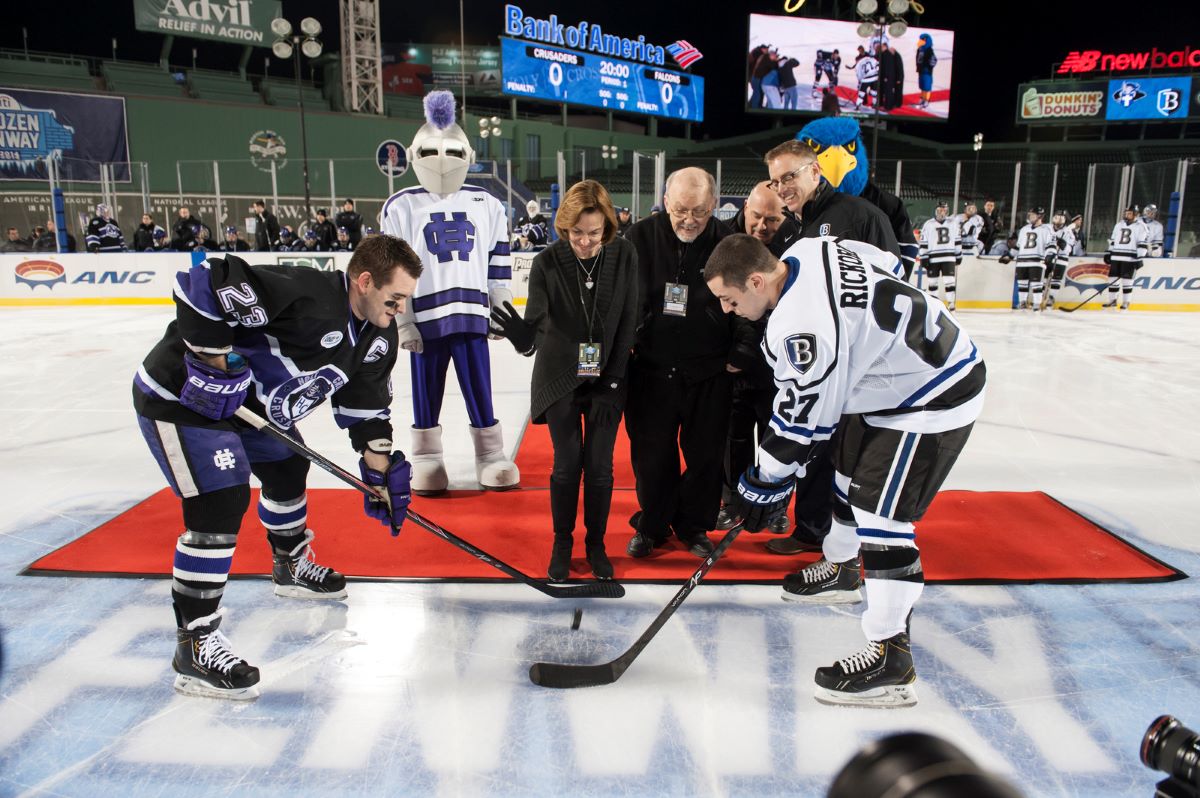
[624, 167, 759, 559]
[726, 181, 801, 256]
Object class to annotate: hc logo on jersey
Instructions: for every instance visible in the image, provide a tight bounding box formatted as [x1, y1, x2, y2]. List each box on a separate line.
[213, 448, 237, 470]
[424, 211, 476, 263]
[784, 333, 817, 374]
[1157, 88, 1182, 117]
[1113, 82, 1145, 108]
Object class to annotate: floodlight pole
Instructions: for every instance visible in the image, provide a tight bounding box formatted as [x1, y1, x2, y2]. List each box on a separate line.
[291, 39, 313, 223]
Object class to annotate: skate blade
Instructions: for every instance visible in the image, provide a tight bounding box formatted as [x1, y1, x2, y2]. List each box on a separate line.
[273, 585, 348, 600]
[813, 683, 917, 708]
[173, 674, 260, 701]
[780, 588, 863, 605]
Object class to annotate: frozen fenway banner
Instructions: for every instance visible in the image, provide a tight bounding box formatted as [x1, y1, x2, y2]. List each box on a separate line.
[0, 89, 131, 182]
[1, 251, 537, 305]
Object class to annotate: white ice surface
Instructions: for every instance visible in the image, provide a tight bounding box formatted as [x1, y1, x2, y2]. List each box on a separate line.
[1, 306, 1198, 797]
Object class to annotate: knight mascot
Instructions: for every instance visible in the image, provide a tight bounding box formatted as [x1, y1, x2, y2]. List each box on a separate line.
[380, 90, 520, 493]
[796, 116, 919, 278]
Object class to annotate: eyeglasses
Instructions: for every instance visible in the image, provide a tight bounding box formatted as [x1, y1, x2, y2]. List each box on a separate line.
[767, 166, 809, 192]
[667, 205, 712, 221]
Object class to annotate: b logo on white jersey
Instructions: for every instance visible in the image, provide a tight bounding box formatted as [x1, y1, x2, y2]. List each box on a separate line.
[784, 333, 817, 374]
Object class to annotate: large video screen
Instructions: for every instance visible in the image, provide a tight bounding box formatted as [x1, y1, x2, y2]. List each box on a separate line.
[501, 37, 704, 122]
[746, 14, 954, 121]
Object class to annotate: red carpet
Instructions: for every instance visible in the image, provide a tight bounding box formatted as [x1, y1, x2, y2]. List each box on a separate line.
[26, 487, 1183, 584]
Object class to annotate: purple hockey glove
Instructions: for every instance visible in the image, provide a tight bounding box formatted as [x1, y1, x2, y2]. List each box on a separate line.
[180, 351, 252, 420]
[359, 452, 412, 535]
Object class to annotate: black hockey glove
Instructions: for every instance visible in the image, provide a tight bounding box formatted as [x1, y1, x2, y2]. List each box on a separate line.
[997, 254, 1013, 264]
[735, 468, 795, 533]
[1103, 252, 1112, 266]
[919, 257, 930, 271]
[955, 256, 962, 266]
[1043, 253, 1056, 269]
[488, 301, 541, 355]
[587, 376, 625, 429]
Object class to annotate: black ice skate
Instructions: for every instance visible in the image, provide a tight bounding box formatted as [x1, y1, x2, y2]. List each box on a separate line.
[272, 529, 348, 599]
[173, 608, 261, 700]
[813, 632, 917, 707]
[781, 556, 863, 604]
[1103, 298, 1118, 308]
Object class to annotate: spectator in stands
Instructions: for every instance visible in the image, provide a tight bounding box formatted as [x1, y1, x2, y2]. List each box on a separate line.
[3, 227, 31, 253]
[134, 213, 165, 252]
[252, 200, 280, 251]
[172, 208, 201, 251]
[336, 199, 364, 246]
[617, 206, 633, 237]
[312, 208, 336, 250]
[32, 220, 75, 252]
[220, 226, 250, 252]
[333, 226, 353, 252]
[988, 233, 1017, 258]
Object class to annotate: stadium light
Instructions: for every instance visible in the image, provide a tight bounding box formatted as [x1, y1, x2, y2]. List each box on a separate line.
[271, 17, 324, 223]
[855, 0, 915, 174]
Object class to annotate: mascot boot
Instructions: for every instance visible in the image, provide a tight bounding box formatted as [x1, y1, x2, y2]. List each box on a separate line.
[469, 422, 519, 491]
[410, 426, 449, 495]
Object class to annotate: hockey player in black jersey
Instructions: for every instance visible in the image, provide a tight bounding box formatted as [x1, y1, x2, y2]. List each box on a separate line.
[133, 235, 422, 699]
[705, 234, 984, 708]
[86, 204, 126, 252]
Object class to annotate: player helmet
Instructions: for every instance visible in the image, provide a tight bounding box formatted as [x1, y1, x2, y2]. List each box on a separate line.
[153, 228, 166, 239]
[364, 226, 377, 236]
[1143, 203, 1157, 219]
[96, 203, 110, 218]
[304, 229, 317, 240]
[1052, 210, 1067, 228]
[280, 226, 293, 239]
[934, 201, 949, 221]
[409, 90, 474, 195]
[1026, 206, 1045, 223]
[1124, 204, 1139, 220]
[963, 201, 977, 215]
[526, 199, 540, 217]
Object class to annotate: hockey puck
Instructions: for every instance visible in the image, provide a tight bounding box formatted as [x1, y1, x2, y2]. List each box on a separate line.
[570, 608, 582, 630]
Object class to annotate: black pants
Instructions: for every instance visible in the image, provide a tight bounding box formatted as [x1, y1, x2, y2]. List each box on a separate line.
[722, 377, 774, 502]
[544, 383, 622, 542]
[625, 363, 732, 540]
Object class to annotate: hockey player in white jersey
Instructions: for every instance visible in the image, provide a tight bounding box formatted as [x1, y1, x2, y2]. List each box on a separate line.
[1046, 210, 1077, 308]
[998, 206, 1056, 310]
[1103, 205, 1149, 310]
[918, 201, 962, 310]
[380, 91, 519, 492]
[954, 202, 984, 255]
[705, 234, 985, 707]
[846, 49, 880, 110]
[1141, 204, 1164, 257]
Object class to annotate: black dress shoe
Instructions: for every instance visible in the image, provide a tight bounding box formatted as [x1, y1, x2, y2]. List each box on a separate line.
[626, 532, 665, 558]
[678, 532, 715, 558]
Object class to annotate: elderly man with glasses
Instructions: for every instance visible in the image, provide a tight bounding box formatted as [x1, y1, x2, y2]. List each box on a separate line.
[623, 167, 760, 559]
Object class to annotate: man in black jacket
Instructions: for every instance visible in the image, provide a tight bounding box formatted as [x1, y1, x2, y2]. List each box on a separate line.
[312, 208, 336, 250]
[252, 200, 281, 251]
[766, 139, 900, 258]
[172, 208, 202, 252]
[625, 167, 759, 558]
[335, 199, 364, 247]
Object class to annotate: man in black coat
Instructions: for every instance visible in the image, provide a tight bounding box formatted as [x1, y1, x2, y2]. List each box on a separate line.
[312, 208, 336, 250]
[252, 200, 281, 251]
[335, 199, 364, 247]
[624, 167, 760, 558]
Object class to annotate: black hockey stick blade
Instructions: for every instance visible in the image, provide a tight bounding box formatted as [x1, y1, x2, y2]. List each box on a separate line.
[1060, 278, 1119, 312]
[529, 525, 744, 688]
[232, 406, 624, 599]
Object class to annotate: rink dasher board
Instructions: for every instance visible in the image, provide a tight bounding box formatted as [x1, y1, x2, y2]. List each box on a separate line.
[1, 252, 1196, 311]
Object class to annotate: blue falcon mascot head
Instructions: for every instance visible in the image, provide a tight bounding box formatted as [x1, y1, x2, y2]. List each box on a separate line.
[796, 117, 869, 197]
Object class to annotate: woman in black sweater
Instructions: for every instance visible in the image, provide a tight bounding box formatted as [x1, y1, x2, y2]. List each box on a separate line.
[490, 180, 639, 580]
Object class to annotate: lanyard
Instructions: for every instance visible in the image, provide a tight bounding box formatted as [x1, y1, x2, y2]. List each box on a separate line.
[572, 246, 603, 344]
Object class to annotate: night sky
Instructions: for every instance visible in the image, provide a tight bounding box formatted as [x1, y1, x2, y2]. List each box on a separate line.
[4, 0, 1193, 145]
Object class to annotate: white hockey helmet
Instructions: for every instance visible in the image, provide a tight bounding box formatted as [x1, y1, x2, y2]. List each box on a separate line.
[1143, 203, 1157, 219]
[408, 91, 474, 195]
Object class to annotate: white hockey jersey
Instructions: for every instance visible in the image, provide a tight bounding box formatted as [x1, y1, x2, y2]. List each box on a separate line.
[1053, 225, 1078, 261]
[955, 213, 984, 253]
[918, 217, 961, 265]
[380, 184, 512, 340]
[1107, 219, 1148, 263]
[855, 56, 880, 84]
[757, 237, 985, 482]
[1013, 223, 1057, 267]
[1142, 218, 1164, 255]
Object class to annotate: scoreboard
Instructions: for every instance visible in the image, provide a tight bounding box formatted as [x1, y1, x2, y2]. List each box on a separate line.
[500, 37, 704, 122]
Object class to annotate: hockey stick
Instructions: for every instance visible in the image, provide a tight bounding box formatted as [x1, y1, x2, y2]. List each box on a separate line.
[1059, 277, 1120, 313]
[233, 406, 624, 599]
[529, 524, 744, 688]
